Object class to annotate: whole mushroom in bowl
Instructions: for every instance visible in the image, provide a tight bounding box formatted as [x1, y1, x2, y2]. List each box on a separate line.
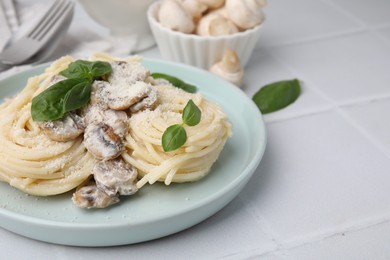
[147, 0, 267, 69]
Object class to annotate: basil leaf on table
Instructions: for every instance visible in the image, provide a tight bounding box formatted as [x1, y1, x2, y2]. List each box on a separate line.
[162, 124, 187, 152]
[151, 73, 197, 93]
[182, 99, 201, 126]
[31, 78, 88, 121]
[252, 79, 301, 114]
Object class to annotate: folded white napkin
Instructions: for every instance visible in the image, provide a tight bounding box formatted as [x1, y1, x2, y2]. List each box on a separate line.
[0, 0, 137, 80]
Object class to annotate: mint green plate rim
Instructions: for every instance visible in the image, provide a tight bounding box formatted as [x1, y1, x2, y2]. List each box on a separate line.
[0, 58, 267, 246]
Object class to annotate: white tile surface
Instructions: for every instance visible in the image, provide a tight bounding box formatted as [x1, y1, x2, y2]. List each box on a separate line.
[284, 221, 390, 260]
[343, 99, 390, 154]
[259, 0, 362, 48]
[245, 50, 332, 122]
[2, 0, 390, 258]
[270, 32, 390, 103]
[240, 110, 390, 243]
[324, 0, 390, 27]
[376, 27, 390, 42]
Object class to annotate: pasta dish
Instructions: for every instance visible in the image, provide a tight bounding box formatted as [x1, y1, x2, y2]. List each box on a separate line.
[0, 53, 231, 208]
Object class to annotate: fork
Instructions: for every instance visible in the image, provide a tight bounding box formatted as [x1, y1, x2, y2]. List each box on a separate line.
[0, 0, 74, 65]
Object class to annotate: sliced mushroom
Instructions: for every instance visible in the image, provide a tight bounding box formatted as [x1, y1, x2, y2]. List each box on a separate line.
[108, 61, 150, 87]
[84, 122, 124, 161]
[129, 86, 159, 113]
[102, 110, 128, 137]
[105, 81, 155, 110]
[39, 112, 85, 142]
[93, 158, 138, 197]
[89, 80, 110, 109]
[72, 185, 120, 209]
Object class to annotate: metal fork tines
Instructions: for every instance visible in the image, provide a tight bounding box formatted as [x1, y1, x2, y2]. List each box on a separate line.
[0, 0, 74, 65]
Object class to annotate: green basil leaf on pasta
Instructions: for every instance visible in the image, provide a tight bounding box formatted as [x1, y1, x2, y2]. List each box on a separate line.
[60, 60, 112, 80]
[63, 80, 92, 112]
[89, 61, 112, 78]
[32, 60, 112, 122]
[151, 73, 197, 93]
[60, 60, 93, 80]
[252, 79, 301, 114]
[31, 78, 86, 121]
[182, 99, 201, 126]
[162, 124, 187, 152]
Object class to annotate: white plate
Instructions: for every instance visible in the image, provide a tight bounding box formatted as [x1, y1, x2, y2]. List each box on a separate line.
[0, 59, 266, 246]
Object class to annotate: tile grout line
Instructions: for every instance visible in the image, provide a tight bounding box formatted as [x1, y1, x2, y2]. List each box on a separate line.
[334, 106, 390, 158]
[263, 28, 367, 50]
[320, 0, 390, 47]
[263, 44, 390, 158]
[215, 196, 280, 260]
[319, 0, 368, 28]
[238, 212, 390, 258]
[264, 93, 390, 124]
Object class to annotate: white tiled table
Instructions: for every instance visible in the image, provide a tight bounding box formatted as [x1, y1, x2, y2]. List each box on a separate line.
[1, 0, 390, 259]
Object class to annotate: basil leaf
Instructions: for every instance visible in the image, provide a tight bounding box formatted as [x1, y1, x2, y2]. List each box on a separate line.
[162, 124, 187, 152]
[60, 60, 112, 80]
[32, 60, 113, 122]
[63, 80, 92, 112]
[182, 99, 201, 126]
[252, 79, 301, 114]
[151, 73, 197, 93]
[89, 61, 112, 78]
[60, 60, 92, 80]
[31, 78, 86, 121]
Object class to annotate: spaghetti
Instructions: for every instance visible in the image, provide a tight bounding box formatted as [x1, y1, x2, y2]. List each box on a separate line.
[0, 53, 231, 200]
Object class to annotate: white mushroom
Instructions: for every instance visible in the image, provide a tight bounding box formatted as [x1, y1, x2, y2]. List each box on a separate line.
[93, 158, 138, 197]
[225, 0, 266, 30]
[158, 0, 195, 33]
[129, 86, 159, 113]
[72, 185, 120, 209]
[89, 80, 110, 109]
[106, 81, 157, 111]
[179, 0, 207, 22]
[84, 122, 124, 161]
[83, 108, 128, 161]
[108, 61, 150, 86]
[196, 10, 238, 36]
[39, 112, 85, 142]
[84, 108, 128, 157]
[104, 61, 159, 111]
[101, 110, 128, 137]
[198, 0, 225, 10]
[209, 48, 244, 87]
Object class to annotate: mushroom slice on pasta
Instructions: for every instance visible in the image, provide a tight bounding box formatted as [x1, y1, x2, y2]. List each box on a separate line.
[93, 158, 138, 197]
[72, 185, 120, 209]
[105, 81, 157, 111]
[129, 86, 159, 113]
[83, 122, 124, 161]
[108, 61, 150, 85]
[39, 112, 85, 142]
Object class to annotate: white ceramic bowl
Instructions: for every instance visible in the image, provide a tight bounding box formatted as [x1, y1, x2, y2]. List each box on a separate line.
[147, 0, 264, 69]
[78, 0, 157, 52]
